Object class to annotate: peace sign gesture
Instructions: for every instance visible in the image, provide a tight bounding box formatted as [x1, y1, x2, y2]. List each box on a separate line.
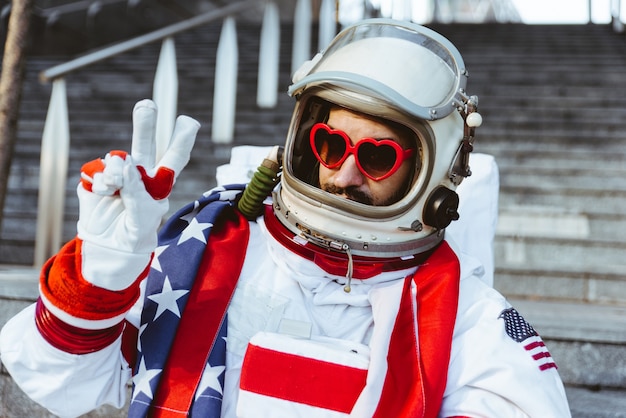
[76, 100, 200, 291]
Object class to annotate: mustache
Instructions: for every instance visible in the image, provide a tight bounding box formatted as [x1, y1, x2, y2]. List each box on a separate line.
[320, 183, 373, 205]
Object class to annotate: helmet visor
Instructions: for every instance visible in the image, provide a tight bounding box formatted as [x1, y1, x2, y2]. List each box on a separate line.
[289, 19, 468, 121]
[286, 95, 431, 213]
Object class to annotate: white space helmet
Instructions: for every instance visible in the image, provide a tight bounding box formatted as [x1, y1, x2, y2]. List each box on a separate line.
[273, 18, 482, 259]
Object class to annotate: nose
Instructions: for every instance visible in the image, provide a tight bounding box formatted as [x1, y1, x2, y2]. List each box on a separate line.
[331, 155, 364, 188]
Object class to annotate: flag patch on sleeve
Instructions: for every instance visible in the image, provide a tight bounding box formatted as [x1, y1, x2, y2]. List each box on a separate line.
[499, 308, 558, 371]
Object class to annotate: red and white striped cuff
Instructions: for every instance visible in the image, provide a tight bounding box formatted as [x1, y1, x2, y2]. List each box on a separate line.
[39, 238, 145, 323]
[35, 238, 146, 354]
[35, 297, 125, 354]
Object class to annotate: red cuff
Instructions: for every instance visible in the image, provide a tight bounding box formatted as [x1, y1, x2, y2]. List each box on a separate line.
[39, 238, 146, 322]
[35, 298, 125, 354]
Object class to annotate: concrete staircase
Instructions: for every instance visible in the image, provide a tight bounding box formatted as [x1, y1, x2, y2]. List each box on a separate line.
[444, 24, 626, 416]
[1, 21, 626, 416]
[440, 24, 626, 413]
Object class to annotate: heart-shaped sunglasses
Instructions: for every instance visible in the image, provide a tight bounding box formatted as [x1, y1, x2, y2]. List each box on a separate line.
[310, 123, 415, 181]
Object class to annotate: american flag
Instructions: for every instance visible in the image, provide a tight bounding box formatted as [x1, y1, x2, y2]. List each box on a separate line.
[128, 185, 245, 418]
[499, 307, 557, 371]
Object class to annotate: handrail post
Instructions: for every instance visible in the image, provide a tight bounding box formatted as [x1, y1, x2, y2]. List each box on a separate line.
[318, 0, 337, 50]
[153, 37, 178, 161]
[257, 1, 280, 109]
[34, 79, 70, 268]
[212, 16, 239, 143]
[292, 0, 312, 76]
[612, 0, 624, 32]
[391, 0, 412, 21]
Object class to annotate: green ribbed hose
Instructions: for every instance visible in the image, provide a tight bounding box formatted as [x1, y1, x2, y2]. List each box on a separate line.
[237, 157, 281, 220]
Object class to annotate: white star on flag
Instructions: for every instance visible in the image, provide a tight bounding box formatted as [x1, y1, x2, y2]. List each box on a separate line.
[195, 361, 226, 400]
[217, 189, 244, 202]
[151, 245, 168, 273]
[132, 357, 162, 401]
[137, 323, 148, 353]
[203, 186, 226, 197]
[179, 200, 201, 224]
[177, 217, 213, 245]
[147, 276, 189, 320]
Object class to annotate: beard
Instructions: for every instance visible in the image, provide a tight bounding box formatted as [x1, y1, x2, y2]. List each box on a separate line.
[314, 159, 410, 205]
[315, 162, 411, 206]
[319, 183, 405, 206]
[320, 183, 374, 205]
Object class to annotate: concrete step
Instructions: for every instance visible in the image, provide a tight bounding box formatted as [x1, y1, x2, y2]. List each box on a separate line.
[499, 168, 626, 193]
[489, 150, 626, 172]
[566, 386, 626, 418]
[494, 239, 626, 299]
[491, 199, 626, 304]
[498, 188, 626, 217]
[494, 208, 624, 302]
[510, 298, 626, 390]
[496, 263, 626, 303]
[496, 204, 625, 241]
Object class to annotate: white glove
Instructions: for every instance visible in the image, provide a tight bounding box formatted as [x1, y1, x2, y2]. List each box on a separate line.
[77, 99, 200, 291]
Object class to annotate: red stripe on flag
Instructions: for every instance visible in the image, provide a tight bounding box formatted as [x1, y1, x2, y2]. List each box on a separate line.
[532, 351, 552, 361]
[539, 362, 558, 371]
[151, 211, 250, 417]
[240, 343, 367, 413]
[524, 340, 545, 351]
[524, 338, 558, 371]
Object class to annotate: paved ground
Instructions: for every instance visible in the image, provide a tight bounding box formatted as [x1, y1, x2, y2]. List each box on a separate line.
[567, 386, 626, 418]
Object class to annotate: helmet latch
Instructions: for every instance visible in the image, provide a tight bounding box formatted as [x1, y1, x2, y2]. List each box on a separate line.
[449, 93, 482, 186]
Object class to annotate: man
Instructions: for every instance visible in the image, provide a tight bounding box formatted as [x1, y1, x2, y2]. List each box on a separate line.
[0, 19, 570, 417]
[312, 106, 417, 206]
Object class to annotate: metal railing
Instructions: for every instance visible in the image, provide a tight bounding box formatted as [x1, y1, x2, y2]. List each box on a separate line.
[34, 0, 339, 266]
[611, 0, 625, 32]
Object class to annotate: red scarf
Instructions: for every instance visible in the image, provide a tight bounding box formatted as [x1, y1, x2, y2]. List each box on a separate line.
[374, 241, 460, 418]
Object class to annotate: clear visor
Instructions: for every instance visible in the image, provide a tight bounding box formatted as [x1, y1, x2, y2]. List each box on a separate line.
[286, 95, 433, 216]
[289, 19, 468, 121]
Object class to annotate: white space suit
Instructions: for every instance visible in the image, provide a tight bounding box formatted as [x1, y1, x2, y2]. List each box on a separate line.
[0, 19, 570, 418]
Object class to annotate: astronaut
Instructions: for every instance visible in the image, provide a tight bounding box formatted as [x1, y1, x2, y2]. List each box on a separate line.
[0, 19, 570, 417]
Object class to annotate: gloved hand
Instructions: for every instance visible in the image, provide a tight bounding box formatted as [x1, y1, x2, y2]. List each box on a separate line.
[35, 100, 199, 354]
[76, 99, 200, 291]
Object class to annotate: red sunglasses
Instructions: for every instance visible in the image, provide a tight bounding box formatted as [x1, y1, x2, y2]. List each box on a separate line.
[310, 123, 415, 181]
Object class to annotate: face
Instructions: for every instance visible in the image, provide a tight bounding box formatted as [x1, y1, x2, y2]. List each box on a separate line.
[316, 108, 416, 206]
